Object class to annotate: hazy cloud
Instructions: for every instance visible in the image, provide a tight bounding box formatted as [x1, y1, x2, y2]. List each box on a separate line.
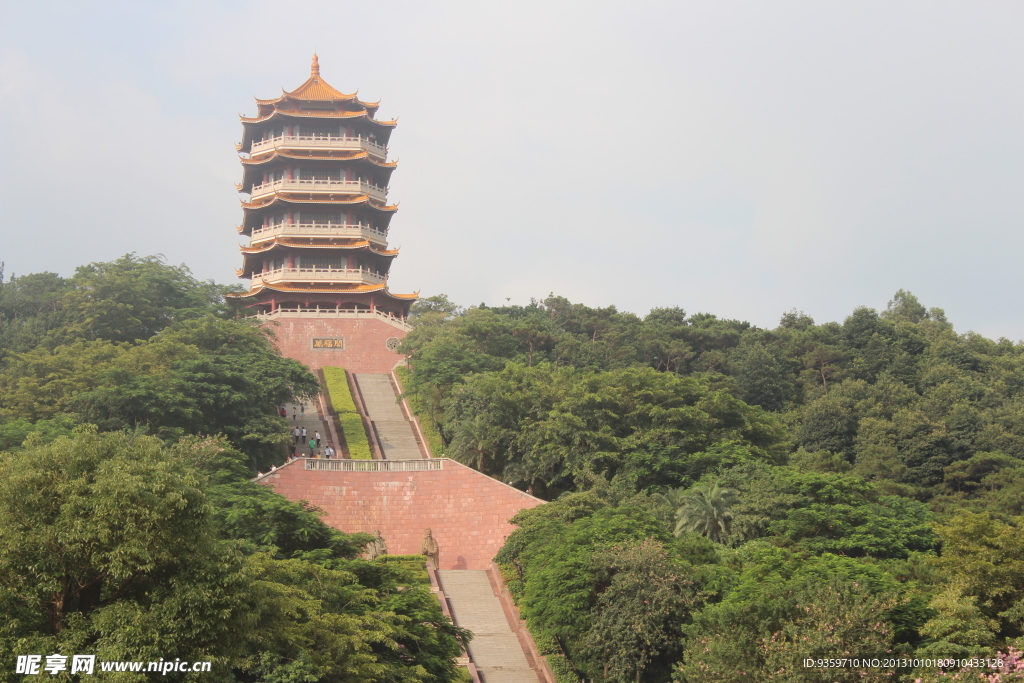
[1, 1, 1022, 337]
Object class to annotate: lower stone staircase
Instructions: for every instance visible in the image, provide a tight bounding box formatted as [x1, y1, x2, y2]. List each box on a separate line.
[438, 570, 542, 683]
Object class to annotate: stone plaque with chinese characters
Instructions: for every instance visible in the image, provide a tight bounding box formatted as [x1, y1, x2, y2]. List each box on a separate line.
[311, 338, 345, 350]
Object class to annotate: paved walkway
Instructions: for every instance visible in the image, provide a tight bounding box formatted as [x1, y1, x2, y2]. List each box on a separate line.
[354, 374, 423, 460]
[285, 401, 333, 457]
[438, 571, 540, 683]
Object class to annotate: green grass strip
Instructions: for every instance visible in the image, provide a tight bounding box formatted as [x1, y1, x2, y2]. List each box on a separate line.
[322, 366, 373, 459]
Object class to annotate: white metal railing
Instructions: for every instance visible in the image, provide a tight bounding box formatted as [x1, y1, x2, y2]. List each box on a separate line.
[249, 178, 387, 202]
[304, 458, 444, 471]
[250, 134, 387, 158]
[250, 266, 386, 286]
[250, 222, 387, 242]
[250, 307, 413, 331]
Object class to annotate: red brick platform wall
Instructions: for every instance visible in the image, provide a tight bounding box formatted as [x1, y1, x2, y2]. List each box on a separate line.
[258, 459, 545, 570]
[262, 317, 407, 373]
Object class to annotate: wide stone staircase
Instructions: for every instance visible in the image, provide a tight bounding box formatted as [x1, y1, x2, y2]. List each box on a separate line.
[353, 373, 424, 460]
[438, 570, 541, 683]
[285, 401, 332, 457]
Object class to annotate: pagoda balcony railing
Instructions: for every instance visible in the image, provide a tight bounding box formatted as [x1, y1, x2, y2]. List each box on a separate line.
[248, 307, 413, 331]
[249, 178, 387, 202]
[250, 222, 387, 242]
[250, 266, 386, 286]
[304, 458, 442, 472]
[250, 134, 387, 158]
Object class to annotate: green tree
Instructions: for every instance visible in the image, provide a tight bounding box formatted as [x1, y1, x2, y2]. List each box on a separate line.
[678, 552, 908, 683]
[673, 482, 737, 544]
[0, 317, 318, 470]
[0, 430, 249, 673]
[0, 430, 467, 683]
[735, 342, 789, 411]
[499, 500, 671, 680]
[924, 512, 1024, 643]
[586, 540, 696, 683]
[444, 363, 784, 496]
[60, 253, 230, 343]
[800, 394, 858, 458]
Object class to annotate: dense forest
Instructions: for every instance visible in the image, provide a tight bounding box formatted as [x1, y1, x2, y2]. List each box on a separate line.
[398, 293, 1024, 682]
[0, 256, 467, 682]
[4, 254, 1024, 682]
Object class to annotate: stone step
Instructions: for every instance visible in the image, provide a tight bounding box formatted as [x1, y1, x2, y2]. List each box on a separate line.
[478, 669, 545, 683]
[285, 402, 332, 456]
[353, 374, 424, 459]
[354, 374, 406, 420]
[438, 570, 539, 683]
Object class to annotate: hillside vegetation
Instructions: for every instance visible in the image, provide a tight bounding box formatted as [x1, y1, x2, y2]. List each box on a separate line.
[5, 255, 1024, 682]
[399, 293, 1024, 682]
[0, 256, 467, 682]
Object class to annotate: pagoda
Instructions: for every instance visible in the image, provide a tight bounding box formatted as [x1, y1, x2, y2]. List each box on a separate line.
[229, 57, 417, 371]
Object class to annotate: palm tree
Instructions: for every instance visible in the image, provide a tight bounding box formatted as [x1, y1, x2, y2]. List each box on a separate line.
[651, 486, 690, 526]
[673, 482, 737, 544]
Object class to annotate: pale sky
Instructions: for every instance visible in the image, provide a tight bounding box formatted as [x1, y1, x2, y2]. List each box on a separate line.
[1, 1, 1022, 338]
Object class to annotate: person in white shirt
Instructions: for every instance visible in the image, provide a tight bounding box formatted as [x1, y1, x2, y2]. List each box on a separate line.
[324, 444, 335, 459]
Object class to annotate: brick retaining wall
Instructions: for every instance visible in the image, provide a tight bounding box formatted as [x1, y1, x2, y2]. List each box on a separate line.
[258, 458, 544, 570]
[262, 317, 407, 373]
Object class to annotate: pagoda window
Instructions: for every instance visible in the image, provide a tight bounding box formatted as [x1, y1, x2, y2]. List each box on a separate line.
[299, 211, 342, 225]
[298, 254, 343, 270]
[269, 257, 285, 271]
[263, 126, 284, 141]
[298, 168, 342, 181]
[268, 169, 285, 182]
[268, 214, 285, 226]
[300, 124, 340, 138]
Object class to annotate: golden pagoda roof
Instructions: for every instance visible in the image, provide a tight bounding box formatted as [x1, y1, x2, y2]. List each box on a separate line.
[241, 194, 398, 212]
[241, 150, 397, 169]
[227, 281, 416, 300]
[383, 289, 419, 300]
[229, 281, 385, 295]
[240, 109, 398, 126]
[247, 55, 392, 122]
[240, 239, 399, 256]
[284, 55, 350, 100]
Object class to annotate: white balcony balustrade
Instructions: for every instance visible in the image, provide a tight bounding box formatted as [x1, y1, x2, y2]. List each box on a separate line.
[248, 307, 413, 331]
[250, 266, 386, 286]
[250, 222, 387, 243]
[249, 178, 387, 202]
[250, 134, 387, 158]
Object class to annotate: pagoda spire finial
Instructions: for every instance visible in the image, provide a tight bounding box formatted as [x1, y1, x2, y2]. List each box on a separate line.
[311, 53, 320, 76]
